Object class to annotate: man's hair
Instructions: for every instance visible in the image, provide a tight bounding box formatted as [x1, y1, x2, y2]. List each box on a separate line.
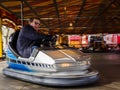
[29, 17, 40, 22]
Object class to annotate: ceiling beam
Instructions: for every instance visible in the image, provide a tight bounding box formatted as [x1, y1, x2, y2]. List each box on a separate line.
[73, 0, 86, 33]
[81, 0, 117, 34]
[0, 3, 20, 18]
[98, 0, 116, 16]
[53, 0, 60, 18]
[86, 0, 116, 27]
[0, 0, 18, 2]
[22, 0, 39, 17]
[74, 0, 86, 25]
[53, 0, 62, 33]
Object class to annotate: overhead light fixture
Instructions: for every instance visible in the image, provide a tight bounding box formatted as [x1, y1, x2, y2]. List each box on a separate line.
[69, 22, 73, 27]
[64, 6, 67, 11]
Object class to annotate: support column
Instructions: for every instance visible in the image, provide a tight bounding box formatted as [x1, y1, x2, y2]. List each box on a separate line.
[0, 17, 2, 58]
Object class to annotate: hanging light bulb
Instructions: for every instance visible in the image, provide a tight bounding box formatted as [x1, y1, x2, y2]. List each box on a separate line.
[69, 22, 73, 27]
[64, 6, 67, 11]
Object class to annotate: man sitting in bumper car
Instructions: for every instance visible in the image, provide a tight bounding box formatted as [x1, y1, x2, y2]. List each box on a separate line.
[16, 17, 52, 58]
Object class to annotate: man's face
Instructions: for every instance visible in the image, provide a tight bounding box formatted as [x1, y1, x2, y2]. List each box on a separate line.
[30, 19, 40, 31]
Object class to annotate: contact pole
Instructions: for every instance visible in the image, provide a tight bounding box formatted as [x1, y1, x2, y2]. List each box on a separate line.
[0, 17, 3, 58]
[21, 1, 24, 27]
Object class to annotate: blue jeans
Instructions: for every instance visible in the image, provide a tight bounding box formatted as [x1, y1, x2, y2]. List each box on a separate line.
[32, 46, 39, 51]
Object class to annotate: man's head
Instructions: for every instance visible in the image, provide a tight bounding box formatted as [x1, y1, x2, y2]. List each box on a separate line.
[29, 17, 40, 31]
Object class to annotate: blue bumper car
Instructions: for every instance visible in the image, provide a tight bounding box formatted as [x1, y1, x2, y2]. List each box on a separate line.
[3, 31, 99, 87]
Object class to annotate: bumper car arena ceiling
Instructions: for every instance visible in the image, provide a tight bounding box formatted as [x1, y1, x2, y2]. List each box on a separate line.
[0, 0, 120, 34]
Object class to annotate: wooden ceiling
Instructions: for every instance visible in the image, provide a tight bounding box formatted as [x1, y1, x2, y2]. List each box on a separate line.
[0, 0, 120, 34]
